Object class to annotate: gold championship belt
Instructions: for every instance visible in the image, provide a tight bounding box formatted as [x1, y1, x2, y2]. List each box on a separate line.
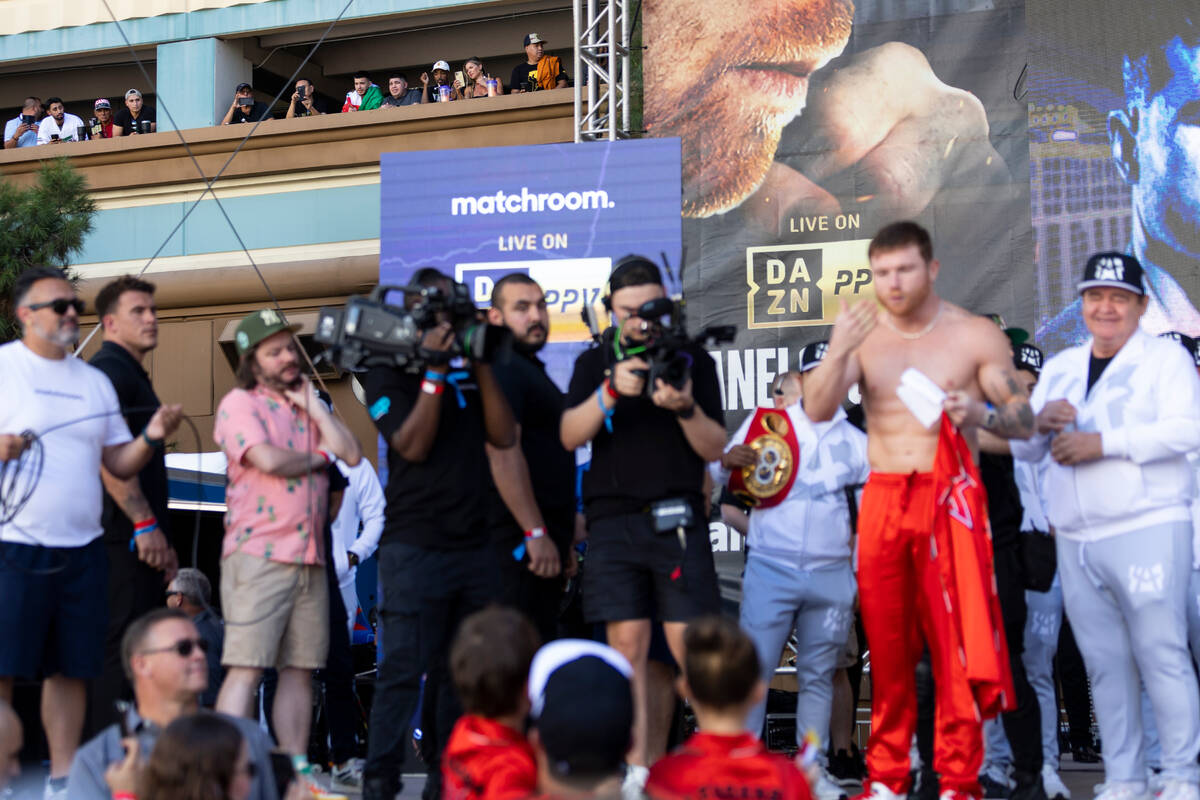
[728, 407, 800, 509]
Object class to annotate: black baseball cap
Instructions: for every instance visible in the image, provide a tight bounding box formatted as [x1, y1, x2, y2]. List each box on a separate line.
[528, 640, 632, 779]
[1078, 252, 1145, 295]
[1014, 342, 1044, 377]
[799, 340, 829, 373]
[1159, 331, 1200, 367]
[235, 82, 252, 92]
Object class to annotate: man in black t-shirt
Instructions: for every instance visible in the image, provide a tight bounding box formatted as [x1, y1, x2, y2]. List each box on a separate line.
[113, 88, 156, 135]
[484, 274, 575, 641]
[509, 32, 569, 93]
[560, 256, 725, 777]
[86, 276, 177, 737]
[360, 269, 518, 800]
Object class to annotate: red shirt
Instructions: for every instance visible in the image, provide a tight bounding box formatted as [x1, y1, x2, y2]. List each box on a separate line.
[442, 715, 537, 800]
[646, 732, 813, 800]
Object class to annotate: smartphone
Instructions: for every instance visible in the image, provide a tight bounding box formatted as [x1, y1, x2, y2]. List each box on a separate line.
[269, 751, 296, 797]
[297, 85, 307, 99]
[50, 133, 59, 141]
[20, 114, 34, 125]
[455, 70, 466, 87]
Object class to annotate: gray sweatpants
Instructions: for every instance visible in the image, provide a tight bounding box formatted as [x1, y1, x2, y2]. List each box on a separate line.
[740, 554, 856, 755]
[1058, 521, 1200, 785]
[1143, 567, 1200, 771]
[1023, 575, 1065, 770]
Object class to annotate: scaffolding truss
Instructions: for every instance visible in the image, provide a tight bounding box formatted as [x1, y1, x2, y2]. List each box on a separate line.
[572, 0, 632, 141]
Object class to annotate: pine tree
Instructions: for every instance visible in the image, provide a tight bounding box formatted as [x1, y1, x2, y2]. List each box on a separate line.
[0, 157, 97, 341]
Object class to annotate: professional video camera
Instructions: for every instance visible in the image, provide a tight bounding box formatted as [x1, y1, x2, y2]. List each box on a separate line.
[314, 281, 507, 371]
[614, 297, 735, 397]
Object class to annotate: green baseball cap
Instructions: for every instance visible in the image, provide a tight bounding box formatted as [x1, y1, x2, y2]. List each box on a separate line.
[234, 308, 301, 355]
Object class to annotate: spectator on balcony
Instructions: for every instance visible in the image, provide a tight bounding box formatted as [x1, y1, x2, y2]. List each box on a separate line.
[461, 58, 503, 98]
[285, 78, 325, 118]
[222, 83, 271, 125]
[113, 89, 156, 136]
[510, 33, 568, 93]
[36, 97, 85, 144]
[87, 99, 115, 140]
[381, 75, 422, 107]
[4, 96, 42, 149]
[421, 61, 462, 103]
[342, 70, 383, 112]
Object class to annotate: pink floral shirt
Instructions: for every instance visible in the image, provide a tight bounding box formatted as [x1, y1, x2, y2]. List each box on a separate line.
[214, 386, 328, 565]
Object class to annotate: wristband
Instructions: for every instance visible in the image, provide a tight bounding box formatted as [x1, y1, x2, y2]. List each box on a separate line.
[603, 378, 619, 400]
[317, 450, 332, 465]
[113, 793, 137, 800]
[596, 386, 615, 433]
[140, 428, 164, 448]
[422, 380, 445, 396]
[424, 369, 446, 383]
[524, 526, 546, 539]
[129, 517, 158, 551]
[676, 402, 696, 420]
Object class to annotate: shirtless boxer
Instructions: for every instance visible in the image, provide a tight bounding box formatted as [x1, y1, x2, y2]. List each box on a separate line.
[805, 221, 1035, 800]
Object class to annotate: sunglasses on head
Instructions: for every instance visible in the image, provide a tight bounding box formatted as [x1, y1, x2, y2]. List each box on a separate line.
[26, 298, 84, 315]
[141, 637, 209, 658]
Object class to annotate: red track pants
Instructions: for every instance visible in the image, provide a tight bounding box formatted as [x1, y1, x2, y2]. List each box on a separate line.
[857, 472, 983, 796]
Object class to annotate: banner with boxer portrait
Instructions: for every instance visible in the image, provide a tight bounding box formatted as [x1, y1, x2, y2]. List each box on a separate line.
[644, 0, 1034, 421]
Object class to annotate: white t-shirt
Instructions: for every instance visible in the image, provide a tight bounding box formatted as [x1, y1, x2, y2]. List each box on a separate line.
[0, 341, 132, 547]
[36, 113, 85, 144]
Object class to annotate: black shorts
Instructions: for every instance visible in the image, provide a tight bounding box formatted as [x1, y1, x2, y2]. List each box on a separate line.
[0, 538, 108, 679]
[582, 510, 719, 624]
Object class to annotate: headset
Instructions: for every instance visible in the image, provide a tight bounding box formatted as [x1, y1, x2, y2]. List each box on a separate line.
[582, 254, 666, 341]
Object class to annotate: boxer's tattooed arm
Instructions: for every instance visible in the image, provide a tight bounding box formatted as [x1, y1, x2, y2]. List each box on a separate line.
[982, 371, 1035, 439]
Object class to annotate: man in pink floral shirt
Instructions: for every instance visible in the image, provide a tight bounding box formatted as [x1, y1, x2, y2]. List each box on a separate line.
[212, 308, 361, 762]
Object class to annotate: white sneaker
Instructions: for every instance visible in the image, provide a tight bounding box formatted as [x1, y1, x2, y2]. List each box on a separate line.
[1156, 781, 1200, 800]
[330, 758, 364, 792]
[43, 779, 67, 800]
[855, 781, 907, 800]
[1041, 765, 1071, 800]
[623, 764, 650, 800]
[815, 768, 848, 800]
[1093, 782, 1150, 800]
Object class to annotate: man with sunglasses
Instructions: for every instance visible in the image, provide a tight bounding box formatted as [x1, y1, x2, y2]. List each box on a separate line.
[710, 347, 869, 800]
[0, 266, 183, 800]
[166, 568, 224, 708]
[68, 608, 279, 800]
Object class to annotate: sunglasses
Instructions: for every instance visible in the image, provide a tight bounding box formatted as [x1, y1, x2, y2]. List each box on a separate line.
[26, 298, 84, 315]
[772, 387, 785, 396]
[140, 637, 209, 658]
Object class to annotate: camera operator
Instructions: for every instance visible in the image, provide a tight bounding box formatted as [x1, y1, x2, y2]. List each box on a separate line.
[485, 273, 574, 641]
[0, 266, 183, 800]
[360, 269, 517, 800]
[559, 256, 726, 781]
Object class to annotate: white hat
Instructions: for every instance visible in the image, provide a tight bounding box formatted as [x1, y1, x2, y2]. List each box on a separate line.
[432, 60, 450, 72]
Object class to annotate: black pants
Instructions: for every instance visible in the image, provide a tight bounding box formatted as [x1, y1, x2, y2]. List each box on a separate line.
[1056, 615, 1095, 749]
[319, 559, 359, 765]
[86, 539, 164, 737]
[992, 541, 1044, 784]
[363, 540, 498, 800]
[493, 522, 570, 643]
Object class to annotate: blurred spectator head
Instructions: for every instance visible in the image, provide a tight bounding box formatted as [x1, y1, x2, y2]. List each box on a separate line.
[140, 712, 252, 800]
[45, 97, 65, 125]
[431, 61, 451, 84]
[387, 74, 409, 97]
[353, 70, 371, 95]
[680, 616, 763, 713]
[166, 568, 212, 616]
[234, 82, 252, 97]
[450, 606, 540, 719]
[121, 608, 209, 700]
[296, 77, 315, 96]
[524, 32, 547, 62]
[464, 58, 486, 82]
[125, 89, 144, 113]
[0, 699, 21, 791]
[528, 640, 633, 790]
[94, 98, 112, 121]
[21, 96, 42, 118]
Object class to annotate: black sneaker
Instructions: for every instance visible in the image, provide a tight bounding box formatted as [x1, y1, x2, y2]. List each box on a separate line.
[831, 749, 865, 789]
[1071, 744, 1101, 764]
[911, 767, 940, 800]
[980, 772, 1011, 799]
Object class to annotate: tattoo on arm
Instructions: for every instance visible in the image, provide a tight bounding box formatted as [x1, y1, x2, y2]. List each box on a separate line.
[982, 371, 1034, 439]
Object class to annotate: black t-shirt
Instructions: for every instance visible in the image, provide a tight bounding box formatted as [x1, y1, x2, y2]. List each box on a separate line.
[424, 83, 456, 103]
[566, 339, 724, 521]
[89, 341, 169, 545]
[363, 363, 489, 549]
[1087, 353, 1113, 394]
[292, 97, 328, 116]
[382, 90, 422, 107]
[486, 343, 576, 545]
[229, 101, 271, 123]
[509, 60, 569, 93]
[113, 105, 156, 135]
[980, 452, 1021, 550]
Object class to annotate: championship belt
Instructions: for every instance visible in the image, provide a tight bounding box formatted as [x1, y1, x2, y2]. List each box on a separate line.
[728, 407, 800, 509]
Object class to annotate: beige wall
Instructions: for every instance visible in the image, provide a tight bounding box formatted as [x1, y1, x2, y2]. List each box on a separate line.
[0, 0, 268, 37]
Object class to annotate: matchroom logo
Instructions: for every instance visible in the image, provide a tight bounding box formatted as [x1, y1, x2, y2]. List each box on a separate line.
[745, 240, 875, 329]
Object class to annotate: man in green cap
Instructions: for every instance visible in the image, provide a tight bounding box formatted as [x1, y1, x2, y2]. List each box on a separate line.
[212, 307, 362, 772]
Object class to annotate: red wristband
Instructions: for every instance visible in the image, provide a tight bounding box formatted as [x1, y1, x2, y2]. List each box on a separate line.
[113, 793, 138, 800]
[524, 526, 546, 539]
[317, 450, 332, 465]
[134, 517, 158, 532]
[603, 379, 619, 400]
[422, 380, 445, 396]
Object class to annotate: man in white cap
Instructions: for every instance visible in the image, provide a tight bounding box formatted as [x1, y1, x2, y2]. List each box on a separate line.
[420, 61, 461, 103]
[711, 341, 868, 800]
[1012, 252, 1200, 800]
[510, 33, 569, 93]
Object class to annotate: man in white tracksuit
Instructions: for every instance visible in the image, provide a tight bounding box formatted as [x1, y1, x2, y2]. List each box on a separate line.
[712, 341, 869, 800]
[1011, 252, 1200, 800]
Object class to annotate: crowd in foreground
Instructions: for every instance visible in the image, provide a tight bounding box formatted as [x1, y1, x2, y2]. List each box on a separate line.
[2, 31, 568, 147]
[2, 219, 1200, 800]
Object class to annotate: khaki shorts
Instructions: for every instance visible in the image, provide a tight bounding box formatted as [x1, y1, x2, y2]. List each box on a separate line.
[220, 551, 329, 670]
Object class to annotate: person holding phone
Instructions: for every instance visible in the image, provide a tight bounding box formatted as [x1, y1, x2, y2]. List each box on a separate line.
[420, 61, 463, 103]
[461, 57, 502, 98]
[285, 78, 325, 118]
[4, 96, 41, 148]
[36, 97, 85, 144]
[222, 83, 270, 125]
